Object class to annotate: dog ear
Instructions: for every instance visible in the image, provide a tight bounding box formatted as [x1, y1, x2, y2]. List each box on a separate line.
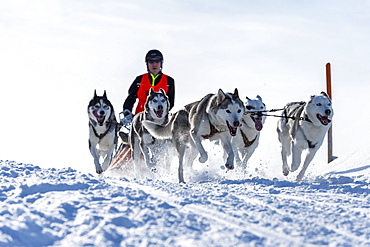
[246, 96, 251, 100]
[160, 88, 166, 95]
[257, 95, 262, 101]
[149, 88, 154, 95]
[217, 89, 226, 102]
[321, 91, 329, 98]
[103, 90, 107, 99]
[233, 88, 239, 97]
[94, 89, 97, 98]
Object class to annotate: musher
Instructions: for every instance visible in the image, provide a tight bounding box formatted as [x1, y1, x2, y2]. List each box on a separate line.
[111, 49, 175, 168]
[122, 49, 175, 115]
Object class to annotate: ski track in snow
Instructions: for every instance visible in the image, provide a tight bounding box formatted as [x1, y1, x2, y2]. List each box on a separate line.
[1, 158, 370, 247]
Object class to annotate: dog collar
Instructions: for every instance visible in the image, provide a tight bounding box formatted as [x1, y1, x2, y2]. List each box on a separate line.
[240, 130, 257, 147]
[303, 113, 312, 123]
[92, 123, 111, 140]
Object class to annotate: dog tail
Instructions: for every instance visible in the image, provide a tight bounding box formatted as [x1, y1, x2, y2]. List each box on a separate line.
[143, 110, 189, 140]
[142, 119, 174, 140]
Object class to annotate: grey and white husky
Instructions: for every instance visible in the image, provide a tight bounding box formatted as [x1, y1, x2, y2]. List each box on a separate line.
[277, 92, 334, 181]
[143, 88, 245, 183]
[88, 90, 118, 174]
[232, 95, 266, 168]
[130, 88, 170, 173]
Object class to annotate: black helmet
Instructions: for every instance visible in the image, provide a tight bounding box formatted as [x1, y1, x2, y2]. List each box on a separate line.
[145, 49, 163, 62]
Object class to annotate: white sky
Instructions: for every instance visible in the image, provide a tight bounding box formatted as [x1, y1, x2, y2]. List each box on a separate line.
[1, 0, 369, 174]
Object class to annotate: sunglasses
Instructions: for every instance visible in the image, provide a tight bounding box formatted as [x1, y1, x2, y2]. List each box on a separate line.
[147, 59, 161, 64]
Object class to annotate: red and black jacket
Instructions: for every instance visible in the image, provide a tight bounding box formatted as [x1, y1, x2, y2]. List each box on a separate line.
[123, 72, 175, 114]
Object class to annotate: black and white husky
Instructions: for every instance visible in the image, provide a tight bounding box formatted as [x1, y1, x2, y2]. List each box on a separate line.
[143, 88, 245, 183]
[130, 88, 170, 173]
[88, 90, 118, 174]
[232, 95, 266, 168]
[277, 92, 334, 181]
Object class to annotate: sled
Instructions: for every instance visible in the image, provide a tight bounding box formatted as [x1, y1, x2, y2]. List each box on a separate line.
[107, 110, 134, 173]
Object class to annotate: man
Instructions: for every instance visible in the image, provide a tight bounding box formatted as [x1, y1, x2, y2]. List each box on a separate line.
[111, 50, 175, 169]
[123, 49, 175, 115]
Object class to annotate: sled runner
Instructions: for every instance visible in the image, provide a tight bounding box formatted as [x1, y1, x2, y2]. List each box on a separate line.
[108, 110, 133, 172]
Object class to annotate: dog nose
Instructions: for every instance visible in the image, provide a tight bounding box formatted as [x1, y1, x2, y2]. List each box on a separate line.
[158, 105, 163, 110]
[99, 110, 105, 115]
[325, 109, 331, 115]
[233, 121, 240, 127]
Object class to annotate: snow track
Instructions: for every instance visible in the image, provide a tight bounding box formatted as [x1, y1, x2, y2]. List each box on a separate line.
[1, 160, 370, 246]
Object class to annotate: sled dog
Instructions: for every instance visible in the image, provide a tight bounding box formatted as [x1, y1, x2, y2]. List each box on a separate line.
[277, 92, 334, 181]
[232, 95, 266, 168]
[143, 88, 245, 183]
[88, 90, 119, 174]
[130, 88, 170, 172]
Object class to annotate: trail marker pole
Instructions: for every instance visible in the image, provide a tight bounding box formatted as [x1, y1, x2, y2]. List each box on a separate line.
[326, 63, 334, 163]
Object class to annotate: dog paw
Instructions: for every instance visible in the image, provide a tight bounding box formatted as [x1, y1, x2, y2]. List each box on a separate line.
[225, 163, 234, 170]
[96, 169, 103, 174]
[151, 167, 157, 173]
[199, 153, 208, 163]
[283, 169, 289, 176]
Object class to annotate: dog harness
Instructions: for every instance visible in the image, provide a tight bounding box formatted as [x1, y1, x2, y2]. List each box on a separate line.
[136, 73, 168, 114]
[240, 130, 257, 147]
[201, 122, 220, 139]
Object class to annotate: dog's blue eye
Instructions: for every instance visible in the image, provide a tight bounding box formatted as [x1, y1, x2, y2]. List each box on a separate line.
[226, 110, 231, 113]
[317, 103, 322, 106]
[237, 109, 241, 113]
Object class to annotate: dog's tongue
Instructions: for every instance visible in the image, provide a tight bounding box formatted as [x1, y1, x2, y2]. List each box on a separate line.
[321, 116, 331, 125]
[255, 119, 263, 131]
[155, 110, 163, 118]
[93, 111, 105, 123]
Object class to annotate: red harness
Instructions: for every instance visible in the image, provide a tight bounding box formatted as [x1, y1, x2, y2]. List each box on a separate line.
[135, 73, 168, 114]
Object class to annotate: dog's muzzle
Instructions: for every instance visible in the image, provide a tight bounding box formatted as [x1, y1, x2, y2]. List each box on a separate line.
[227, 120, 241, 136]
[93, 110, 106, 126]
[317, 112, 332, 125]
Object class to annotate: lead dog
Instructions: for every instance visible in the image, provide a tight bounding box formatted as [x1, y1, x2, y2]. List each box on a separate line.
[130, 88, 170, 173]
[277, 92, 334, 181]
[88, 90, 118, 174]
[143, 88, 245, 183]
[232, 95, 266, 168]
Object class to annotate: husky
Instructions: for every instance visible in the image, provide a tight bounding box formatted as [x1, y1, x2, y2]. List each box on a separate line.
[277, 92, 334, 181]
[130, 88, 170, 173]
[88, 90, 119, 174]
[232, 95, 266, 168]
[143, 88, 245, 183]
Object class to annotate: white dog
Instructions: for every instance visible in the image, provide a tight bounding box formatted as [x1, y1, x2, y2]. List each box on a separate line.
[88, 90, 118, 174]
[130, 88, 170, 173]
[277, 92, 334, 181]
[232, 95, 266, 168]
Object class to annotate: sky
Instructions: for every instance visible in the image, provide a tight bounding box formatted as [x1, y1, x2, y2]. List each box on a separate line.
[0, 0, 369, 174]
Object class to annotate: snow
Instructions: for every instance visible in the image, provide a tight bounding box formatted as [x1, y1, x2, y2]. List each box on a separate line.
[1, 0, 370, 246]
[1, 154, 370, 246]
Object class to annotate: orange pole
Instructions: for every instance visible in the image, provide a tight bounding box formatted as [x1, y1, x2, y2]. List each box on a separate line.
[326, 63, 332, 99]
[326, 63, 333, 163]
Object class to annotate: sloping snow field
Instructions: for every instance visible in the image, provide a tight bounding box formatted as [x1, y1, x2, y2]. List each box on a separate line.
[1, 151, 369, 246]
